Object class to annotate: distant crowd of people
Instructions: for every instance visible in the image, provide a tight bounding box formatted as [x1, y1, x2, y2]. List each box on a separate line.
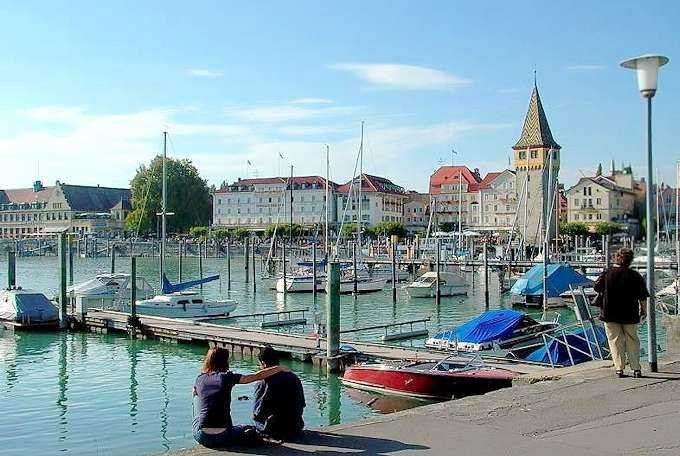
[192, 345, 306, 449]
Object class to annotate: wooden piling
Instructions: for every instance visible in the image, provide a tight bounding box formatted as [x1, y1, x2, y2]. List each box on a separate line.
[110, 243, 116, 273]
[312, 242, 318, 298]
[178, 239, 184, 282]
[282, 241, 287, 295]
[326, 261, 340, 370]
[130, 256, 137, 319]
[199, 241, 204, 291]
[391, 241, 397, 302]
[244, 239, 249, 284]
[352, 242, 358, 298]
[58, 233, 67, 328]
[68, 236, 74, 285]
[226, 239, 231, 291]
[7, 250, 16, 289]
[251, 238, 256, 293]
[435, 238, 441, 306]
[483, 241, 489, 308]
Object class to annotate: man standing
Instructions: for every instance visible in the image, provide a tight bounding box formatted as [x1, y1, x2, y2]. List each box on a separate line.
[252, 345, 306, 440]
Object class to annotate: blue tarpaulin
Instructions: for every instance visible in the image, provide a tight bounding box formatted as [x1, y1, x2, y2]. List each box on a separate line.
[162, 274, 219, 294]
[510, 263, 592, 297]
[431, 309, 526, 344]
[525, 326, 607, 366]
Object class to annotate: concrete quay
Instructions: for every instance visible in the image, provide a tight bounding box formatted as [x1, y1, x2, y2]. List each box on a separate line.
[168, 356, 680, 456]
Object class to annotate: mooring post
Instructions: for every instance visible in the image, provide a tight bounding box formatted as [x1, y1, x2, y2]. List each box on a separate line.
[58, 233, 68, 329]
[178, 239, 184, 282]
[605, 235, 611, 270]
[470, 239, 476, 285]
[352, 242, 358, 298]
[483, 241, 490, 308]
[391, 240, 397, 303]
[110, 243, 116, 274]
[68, 236, 74, 286]
[199, 240, 204, 291]
[83, 235, 88, 258]
[226, 239, 231, 291]
[244, 238, 249, 284]
[282, 241, 287, 295]
[7, 249, 16, 289]
[251, 238, 256, 293]
[130, 256, 137, 320]
[326, 261, 340, 371]
[312, 242, 318, 298]
[435, 238, 441, 306]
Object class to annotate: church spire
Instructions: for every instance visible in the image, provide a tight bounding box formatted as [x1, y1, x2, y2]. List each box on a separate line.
[512, 84, 561, 150]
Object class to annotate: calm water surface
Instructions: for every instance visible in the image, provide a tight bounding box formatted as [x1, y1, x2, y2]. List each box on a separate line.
[0, 252, 667, 455]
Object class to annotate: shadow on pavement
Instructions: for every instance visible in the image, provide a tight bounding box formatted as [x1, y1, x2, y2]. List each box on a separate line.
[207, 430, 430, 455]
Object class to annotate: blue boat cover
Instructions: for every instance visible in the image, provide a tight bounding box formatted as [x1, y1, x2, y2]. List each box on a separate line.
[524, 326, 607, 366]
[162, 274, 219, 294]
[510, 263, 592, 297]
[431, 310, 526, 344]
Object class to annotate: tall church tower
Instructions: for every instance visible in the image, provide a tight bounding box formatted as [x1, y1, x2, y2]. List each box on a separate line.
[513, 83, 561, 247]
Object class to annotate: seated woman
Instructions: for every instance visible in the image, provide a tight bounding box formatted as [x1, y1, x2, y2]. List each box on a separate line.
[193, 346, 286, 449]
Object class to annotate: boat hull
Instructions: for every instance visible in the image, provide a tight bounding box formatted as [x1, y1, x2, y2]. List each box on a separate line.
[406, 284, 467, 298]
[342, 362, 517, 400]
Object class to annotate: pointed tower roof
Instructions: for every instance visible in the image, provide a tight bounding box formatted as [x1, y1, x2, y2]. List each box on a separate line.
[512, 85, 561, 150]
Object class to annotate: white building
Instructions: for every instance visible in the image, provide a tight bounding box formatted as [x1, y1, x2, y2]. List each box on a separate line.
[212, 176, 337, 230]
[336, 174, 406, 227]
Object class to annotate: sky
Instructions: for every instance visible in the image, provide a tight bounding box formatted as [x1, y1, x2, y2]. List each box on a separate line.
[1, 1, 679, 193]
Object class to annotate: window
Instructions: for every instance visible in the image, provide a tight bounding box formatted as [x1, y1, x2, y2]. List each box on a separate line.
[519, 151, 526, 160]
[530, 150, 538, 159]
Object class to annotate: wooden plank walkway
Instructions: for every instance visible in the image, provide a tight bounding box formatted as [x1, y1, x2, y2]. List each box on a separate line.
[83, 309, 548, 375]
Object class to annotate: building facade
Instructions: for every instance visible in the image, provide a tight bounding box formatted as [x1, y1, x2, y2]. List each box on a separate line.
[404, 191, 431, 233]
[212, 176, 337, 230]
[336, 174, 406, 227]
[0, 180, 131, 238]
[565, 176, 636, 228]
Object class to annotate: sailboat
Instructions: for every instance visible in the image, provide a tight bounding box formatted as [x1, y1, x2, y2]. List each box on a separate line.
[133, 132, 238, 318]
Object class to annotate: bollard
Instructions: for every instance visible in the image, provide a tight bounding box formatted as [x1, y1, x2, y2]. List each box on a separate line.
[178, 239, 184, 282]
[483, 242, 489, 308]
[312, 242, 318, 298]
[110, 243, 116, 274]
[58, 233, 68, 329]
[391, 241, 397, 303]
[244, 239, 249, 284]
[326, 261, 340, 370]
[7, 250, 16, 289]
[352, 242, 358, 298]
[282, 241, 287, 295]
[251, 238, 256, 293]
[199, 241, 204, 291]
[226, 239, 231, 291]
[435, 238, 441, 306]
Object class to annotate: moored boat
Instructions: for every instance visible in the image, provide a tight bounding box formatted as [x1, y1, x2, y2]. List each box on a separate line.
[342, 358, 518, 400]
[406, 271, 467, 298]
[0, 288, 59, 329]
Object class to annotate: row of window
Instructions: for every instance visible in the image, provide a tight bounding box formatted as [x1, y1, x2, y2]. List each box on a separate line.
[217, 195, 328, 205]
[573, 213, 603, 221]
[1, 211, 70, 222]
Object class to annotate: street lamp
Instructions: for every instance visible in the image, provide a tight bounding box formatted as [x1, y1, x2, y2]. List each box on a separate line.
[620, 54, 669, 373]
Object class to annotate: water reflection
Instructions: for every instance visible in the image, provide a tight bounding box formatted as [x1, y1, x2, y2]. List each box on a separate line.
[57, 334, 68, 441]
[127, 342, 139, 430]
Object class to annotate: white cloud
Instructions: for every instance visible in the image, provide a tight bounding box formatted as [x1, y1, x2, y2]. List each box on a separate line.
[186, 68, 224, 78]
[289, 98, 334, 105]
[565, 64, 605, 71]
[328, 63, 471, 90]
[277, 125, 347, 136]
[22, 106, 85, 123]
[225, 105, 354, 123]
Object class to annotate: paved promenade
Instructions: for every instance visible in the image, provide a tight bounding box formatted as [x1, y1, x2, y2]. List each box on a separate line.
[170, 357, 680, 456]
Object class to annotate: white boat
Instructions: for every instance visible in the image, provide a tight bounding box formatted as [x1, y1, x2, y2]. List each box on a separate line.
[338, 276, 387, 294]
[0, 288, 59, 328]
[406, 271, 467, 298]
[370, 264, 410, 283]
[133, 291, 237, 318]
[276, 274, 325, 293]
[67, 273, 155, 309]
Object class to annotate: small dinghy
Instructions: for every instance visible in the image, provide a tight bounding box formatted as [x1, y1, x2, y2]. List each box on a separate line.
[342, 357, 518, 400]
[0, 288, 59, 329]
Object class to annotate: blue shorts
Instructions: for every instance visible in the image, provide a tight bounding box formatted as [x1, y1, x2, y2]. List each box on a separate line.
[193, 425, 250, 449]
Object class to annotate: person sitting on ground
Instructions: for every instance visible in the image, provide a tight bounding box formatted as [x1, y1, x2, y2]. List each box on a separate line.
[252, 345, 306, 440]
[594, 247, 649, 378]
[192, 346, 287, 449]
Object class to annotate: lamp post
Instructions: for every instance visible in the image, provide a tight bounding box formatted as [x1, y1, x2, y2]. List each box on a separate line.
[621, 54, 669, 373]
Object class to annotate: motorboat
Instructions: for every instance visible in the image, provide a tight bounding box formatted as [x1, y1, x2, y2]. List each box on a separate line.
[0, 288, 59, 329]
[369, 264, 410, 283]
[341, 357, 518, 400]
[406, 271, 467, 298]
[510, 263, 593, 308]
[67, 273, 155, 310]
[275, 273, 325, 293]
[338, 275, 387, 294]
[425, 309, 559, 353]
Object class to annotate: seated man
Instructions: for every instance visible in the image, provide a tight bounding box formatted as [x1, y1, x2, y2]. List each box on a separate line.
[252, 345, 305, 440]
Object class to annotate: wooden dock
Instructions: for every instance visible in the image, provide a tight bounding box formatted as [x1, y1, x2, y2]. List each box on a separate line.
[82, 309, 548, 375]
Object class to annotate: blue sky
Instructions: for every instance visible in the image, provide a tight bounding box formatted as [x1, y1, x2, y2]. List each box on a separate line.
[1, 1, 678, 192]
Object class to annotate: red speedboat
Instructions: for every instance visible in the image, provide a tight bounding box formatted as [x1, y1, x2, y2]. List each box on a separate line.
[342, 358, 519, 400]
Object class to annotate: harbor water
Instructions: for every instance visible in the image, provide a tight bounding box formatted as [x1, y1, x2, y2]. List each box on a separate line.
[0, 253, 667, 455]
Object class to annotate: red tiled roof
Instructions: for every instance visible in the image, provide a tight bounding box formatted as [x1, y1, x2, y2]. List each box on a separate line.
[429, 166, 481, 194]
[336, 174, 404, 195]
[477, 172, 502, 190]
[0, 187, 56, 204]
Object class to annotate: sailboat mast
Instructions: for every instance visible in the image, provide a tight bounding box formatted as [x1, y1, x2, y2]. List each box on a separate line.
[325, 145, 330, 257]
[160, 131, 168, 287]
[523, 147, 529, 258]
[289, 165, 294, 245]
[357, 121, 364, 257]
[458, 168, 463, 253]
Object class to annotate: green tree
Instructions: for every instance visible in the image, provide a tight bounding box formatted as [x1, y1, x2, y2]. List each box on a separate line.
[212, 228, 233, 240]
[560, 221, 589, 236]
[439, 221, 457, 233]
[595, 221, 623, 235]
[233, 227, 251, 239]
[124, 207, 152, 234]
[126, 155, 211, 235]
[371, 221, 407, 238]
[189, 226, 209, 238]
[341, 223, 358, 238]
